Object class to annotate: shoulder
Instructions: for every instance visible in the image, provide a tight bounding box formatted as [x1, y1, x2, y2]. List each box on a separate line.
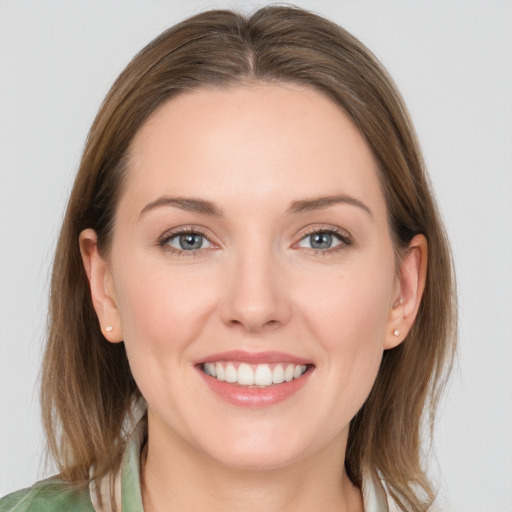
[0, 477, 94, 512]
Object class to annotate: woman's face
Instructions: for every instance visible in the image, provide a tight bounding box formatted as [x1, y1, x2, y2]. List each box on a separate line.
[84, 83, 413, 471]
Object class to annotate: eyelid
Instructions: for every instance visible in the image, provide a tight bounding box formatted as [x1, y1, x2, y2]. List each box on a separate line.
[293, 225, 353, 251]
[157, 225, 220, 254]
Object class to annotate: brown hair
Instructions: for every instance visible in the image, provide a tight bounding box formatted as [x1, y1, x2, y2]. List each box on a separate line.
[41, 6, 456, 511]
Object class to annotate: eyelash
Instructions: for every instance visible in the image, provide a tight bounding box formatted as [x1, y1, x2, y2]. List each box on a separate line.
[296, 226, 353, 255]
[157, 225, 352, 257]
[157, 227, 213, 257]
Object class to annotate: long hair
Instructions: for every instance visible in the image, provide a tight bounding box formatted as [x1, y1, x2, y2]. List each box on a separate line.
[41, 6, 456, 511]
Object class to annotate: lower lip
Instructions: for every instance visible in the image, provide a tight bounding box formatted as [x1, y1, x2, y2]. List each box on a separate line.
[197, 366, 313, 407]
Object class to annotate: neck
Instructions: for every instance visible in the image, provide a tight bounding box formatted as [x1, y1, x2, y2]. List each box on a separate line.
[140, 415, 363, 512]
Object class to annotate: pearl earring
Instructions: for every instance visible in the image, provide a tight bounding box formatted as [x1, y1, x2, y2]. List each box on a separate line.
[393, 328, 400, 337]
[105, 326, 113, 332]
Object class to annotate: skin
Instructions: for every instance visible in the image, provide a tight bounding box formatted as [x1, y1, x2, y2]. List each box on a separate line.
[80, 83, 427, 512]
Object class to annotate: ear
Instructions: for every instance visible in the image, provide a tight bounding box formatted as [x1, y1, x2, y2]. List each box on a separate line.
[79, 228, 123, 343]
[384, 234, 428, 349]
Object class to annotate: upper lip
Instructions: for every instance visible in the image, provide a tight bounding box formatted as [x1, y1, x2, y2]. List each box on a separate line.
[195, 350, 313, 366]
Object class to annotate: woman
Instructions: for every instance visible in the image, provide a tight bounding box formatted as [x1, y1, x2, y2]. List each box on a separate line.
[0, 5, 456, 512]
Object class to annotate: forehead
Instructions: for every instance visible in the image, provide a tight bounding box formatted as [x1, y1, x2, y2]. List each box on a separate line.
[121, 83, 385, 219]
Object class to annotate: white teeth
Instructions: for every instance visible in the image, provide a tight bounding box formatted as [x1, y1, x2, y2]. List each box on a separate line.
[204, 362, 217, 377]
[284, 364, 295, 382]
[254, 364, 272, 386]
[225, 363, 237, 383]
[238, 363, 254, 385]
[294, 365, 306, 379]
[272, 364, 285, 384]
[215, 362, 225, 381]
[203, 361, 308, 387]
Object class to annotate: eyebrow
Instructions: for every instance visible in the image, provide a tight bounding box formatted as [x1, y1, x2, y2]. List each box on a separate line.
[287, 195, 372, 217]
[139, 193, 372, 219]
[140, 197, 223, 218]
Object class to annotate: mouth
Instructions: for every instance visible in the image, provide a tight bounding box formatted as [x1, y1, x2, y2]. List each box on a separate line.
[195, 351, 314, 406]
[201, 361, 310, 388]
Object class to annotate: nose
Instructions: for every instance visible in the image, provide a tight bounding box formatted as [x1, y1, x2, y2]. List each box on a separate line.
[219, 248, 292, 333]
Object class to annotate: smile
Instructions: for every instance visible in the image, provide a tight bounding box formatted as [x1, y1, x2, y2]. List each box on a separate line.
[197, 351, 314, 407]
[202, 362, 308, 387]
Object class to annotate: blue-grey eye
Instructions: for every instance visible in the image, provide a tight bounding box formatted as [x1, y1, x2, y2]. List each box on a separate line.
[167, 233, 212, 251]
[310, 232, 333, 249]
[297, 231, 343, 250]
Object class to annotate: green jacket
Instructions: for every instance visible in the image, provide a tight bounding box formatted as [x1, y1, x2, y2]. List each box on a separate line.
[0, 417, 145, 512]
[0, 479, 94, 512]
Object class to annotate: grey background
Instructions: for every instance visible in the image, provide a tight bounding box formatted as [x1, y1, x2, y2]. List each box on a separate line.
[1, 1, 511, 511]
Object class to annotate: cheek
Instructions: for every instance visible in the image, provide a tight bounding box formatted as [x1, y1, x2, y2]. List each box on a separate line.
[111, 259, 221, 413]
[112, 257, 218, 361]
[301, 265, 393, 347]
[296, 253, 395, 394]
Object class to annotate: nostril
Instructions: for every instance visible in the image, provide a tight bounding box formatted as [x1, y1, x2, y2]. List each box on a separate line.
[227, 318, 281, 332]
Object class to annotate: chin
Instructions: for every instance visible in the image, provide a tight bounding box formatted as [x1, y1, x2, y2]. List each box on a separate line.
[196, 424, 317, 472]
[208, 445, 303, 472]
